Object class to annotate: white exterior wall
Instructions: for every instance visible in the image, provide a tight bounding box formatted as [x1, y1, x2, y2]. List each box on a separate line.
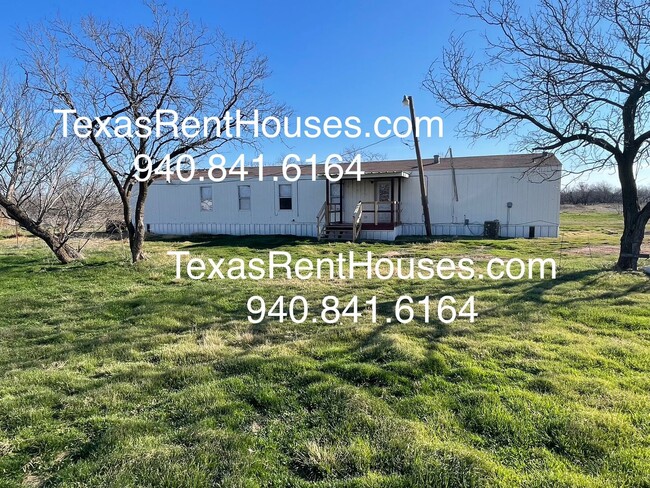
[399, 166, 560, 238]
[143, 165, 560, 239]
[340, 179, 376, 223]
[145, 177, 325, 237]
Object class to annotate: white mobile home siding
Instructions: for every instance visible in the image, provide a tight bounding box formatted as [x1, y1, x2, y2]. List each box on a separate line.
[142, 156, 561, 239]
[398, 166, 560, 238]
[144, 176, 325, 237]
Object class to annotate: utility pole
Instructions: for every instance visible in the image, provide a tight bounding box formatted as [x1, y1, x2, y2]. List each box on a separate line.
[403, 95, 432, 238]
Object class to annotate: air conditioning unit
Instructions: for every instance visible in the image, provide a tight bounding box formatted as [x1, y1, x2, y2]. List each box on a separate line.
[483, 220, 500, 238]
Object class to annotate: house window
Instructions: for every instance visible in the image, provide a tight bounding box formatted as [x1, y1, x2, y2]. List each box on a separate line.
[279, 184, 292, 210]
[200, 186, 213, 211]
[238, 185, 251, 210]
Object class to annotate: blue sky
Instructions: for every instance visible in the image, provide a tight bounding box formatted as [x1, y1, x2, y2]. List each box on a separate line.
[0, 0, 631, 186]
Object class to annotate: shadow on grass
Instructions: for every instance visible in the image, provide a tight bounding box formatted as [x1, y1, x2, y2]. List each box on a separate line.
[149, 234, 318, 250]
[4, 253, 646, 378]
[474, 268, 650, 321]
[37, 260, 120, 273]
[0, 255, 46, 273]
[41, 269, 634, 369]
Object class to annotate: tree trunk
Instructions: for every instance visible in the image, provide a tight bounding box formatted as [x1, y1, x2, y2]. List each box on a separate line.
[42, 232, 83, 264]
[125, 181, 148, 263]
[129, 219, 146, 263]
[0, 195, 82, 264]
[616, 157, 649, 271]
[616, 211, 647, 270]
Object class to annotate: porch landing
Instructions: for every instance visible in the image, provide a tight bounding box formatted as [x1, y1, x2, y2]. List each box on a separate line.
[320, 223, 401, 242]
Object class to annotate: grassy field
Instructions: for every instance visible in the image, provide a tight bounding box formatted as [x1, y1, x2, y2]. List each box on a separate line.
[1, 210, 649, 487]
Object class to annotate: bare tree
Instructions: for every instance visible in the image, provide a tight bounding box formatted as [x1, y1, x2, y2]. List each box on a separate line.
[425, 0, 650, 270]
[24, 2, 286, 262]
[0, 70, 112, 264]
[341, 145, 387, 163]
[39, 162, 117, 251]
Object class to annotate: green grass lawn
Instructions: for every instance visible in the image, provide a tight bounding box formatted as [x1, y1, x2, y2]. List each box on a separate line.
[1, 211, 649, 487]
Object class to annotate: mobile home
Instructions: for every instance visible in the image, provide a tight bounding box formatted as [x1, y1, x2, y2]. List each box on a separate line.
[143, 153, 561, 240]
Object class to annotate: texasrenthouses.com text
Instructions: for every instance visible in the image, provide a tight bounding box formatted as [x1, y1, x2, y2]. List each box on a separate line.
[168, 250, 557, 282]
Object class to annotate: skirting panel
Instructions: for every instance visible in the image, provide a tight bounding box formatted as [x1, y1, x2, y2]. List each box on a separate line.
[400, 223, 559, 238]
[147, 222, 558, 239]
[359, 228, 399, 241]
[147, 222, 318, 237]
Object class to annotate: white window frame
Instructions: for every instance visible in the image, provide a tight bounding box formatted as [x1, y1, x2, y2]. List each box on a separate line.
[238, 185, 251, 211]
[200, 185, 213, 212]
[278, 184, 292, 210]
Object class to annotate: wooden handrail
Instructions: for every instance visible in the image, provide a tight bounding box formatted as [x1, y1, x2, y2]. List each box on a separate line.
[359, 201, 400, 204]
[316, 201, 328, 240]
[358, 201, 401, 225]
[352, 201, 363, 242]
[318, 200, 401, 240]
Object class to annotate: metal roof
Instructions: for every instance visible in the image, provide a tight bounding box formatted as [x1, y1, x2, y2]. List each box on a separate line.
[162, 153, 561, 181]
[355, 153, 562, 173]
[318, 170, 411, 179]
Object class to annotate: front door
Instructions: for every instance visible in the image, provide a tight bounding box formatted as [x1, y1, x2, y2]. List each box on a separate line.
[375, 180, 392, 224]
[329, 182, 342, 223]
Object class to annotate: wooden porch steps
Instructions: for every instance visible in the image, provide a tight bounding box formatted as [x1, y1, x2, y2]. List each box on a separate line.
[321, 224, 354, 241]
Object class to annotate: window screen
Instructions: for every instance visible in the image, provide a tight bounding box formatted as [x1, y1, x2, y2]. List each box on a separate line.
[238, 185, 251, 210]
[200, 186, 213, 211]
[279, 184, 292, 210]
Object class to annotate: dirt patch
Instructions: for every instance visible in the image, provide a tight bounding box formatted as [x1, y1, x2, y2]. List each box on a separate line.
[565, 245, 620, 256]
[382, 250, 403, 258]
[561, 204, 621, 214]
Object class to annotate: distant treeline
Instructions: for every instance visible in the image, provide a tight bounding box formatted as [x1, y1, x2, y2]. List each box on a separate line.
[561, 182, 650, 205]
